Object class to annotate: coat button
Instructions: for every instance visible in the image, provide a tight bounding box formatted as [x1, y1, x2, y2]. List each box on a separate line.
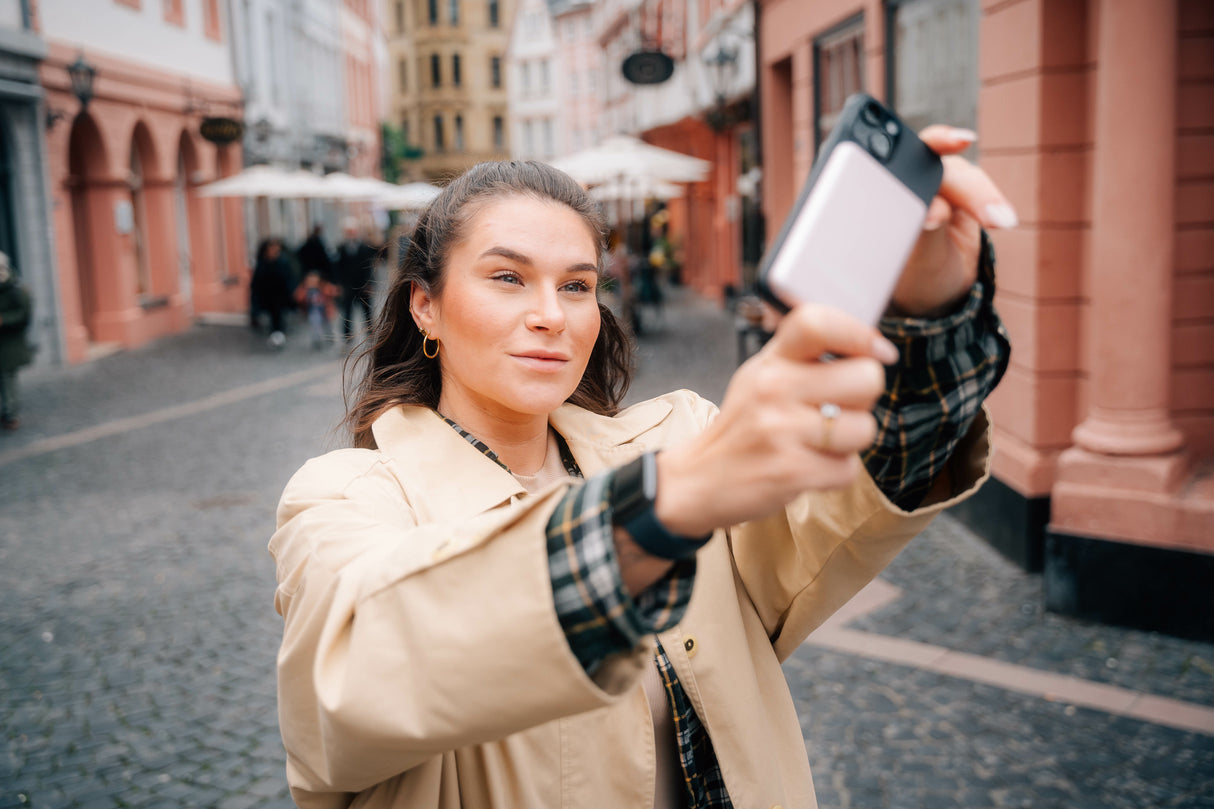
[683, 636, 697, 658]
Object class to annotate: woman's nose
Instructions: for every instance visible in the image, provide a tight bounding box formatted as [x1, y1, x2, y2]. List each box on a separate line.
[526, 289, 566, 333]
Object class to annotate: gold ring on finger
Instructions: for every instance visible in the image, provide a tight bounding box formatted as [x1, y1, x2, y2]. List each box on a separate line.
[819, 402, 841, 452]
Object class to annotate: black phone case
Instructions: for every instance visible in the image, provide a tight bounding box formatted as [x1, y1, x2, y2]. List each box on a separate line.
[756, 93, 944, 314]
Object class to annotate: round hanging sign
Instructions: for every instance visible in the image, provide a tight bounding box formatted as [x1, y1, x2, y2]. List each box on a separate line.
[200, 117, 244, 145]
[621, 51, 675, 85]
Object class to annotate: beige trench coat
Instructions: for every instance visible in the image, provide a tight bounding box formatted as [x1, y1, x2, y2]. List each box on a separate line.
[270, 390, 992, 809]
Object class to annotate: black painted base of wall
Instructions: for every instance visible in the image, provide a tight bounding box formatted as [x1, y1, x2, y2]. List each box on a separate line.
[1044, 531, 1214, 643]
[948, 476, 1050, 572]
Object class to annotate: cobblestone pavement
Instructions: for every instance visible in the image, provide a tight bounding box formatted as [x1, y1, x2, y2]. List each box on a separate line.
[1, 289, 1211, 808]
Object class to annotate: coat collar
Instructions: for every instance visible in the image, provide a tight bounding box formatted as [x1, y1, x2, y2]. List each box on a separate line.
[370, 397, 675, 521]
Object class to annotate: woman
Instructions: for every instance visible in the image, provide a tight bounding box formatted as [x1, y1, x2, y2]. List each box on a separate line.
[270, 127, 1012, 808]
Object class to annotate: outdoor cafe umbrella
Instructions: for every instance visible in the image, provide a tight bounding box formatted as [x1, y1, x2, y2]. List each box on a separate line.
[375, 181, 442, 211]
[549, 135, 711, 187]
[589, 176, 685, 203]
[196, 165, 330, 199]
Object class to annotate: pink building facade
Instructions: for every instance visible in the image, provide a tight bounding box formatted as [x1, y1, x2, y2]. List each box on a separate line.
[757, 0, 1214, 640]
[39, 23, 246, 364]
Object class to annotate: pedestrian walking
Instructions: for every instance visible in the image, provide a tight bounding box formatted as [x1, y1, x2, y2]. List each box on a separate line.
[0, 252, 32, 430]
[294, 270, 338, 349]
[270, 141, 1013, 809]
[334, 218, 377, 347]
[296, 224, 335, 285]
[250, 237, 295, 350]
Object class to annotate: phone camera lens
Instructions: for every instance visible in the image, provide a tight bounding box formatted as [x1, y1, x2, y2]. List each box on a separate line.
[869, 131, 893, 161]
[861, 103, 883, 127]
[884, 120, 900, 137]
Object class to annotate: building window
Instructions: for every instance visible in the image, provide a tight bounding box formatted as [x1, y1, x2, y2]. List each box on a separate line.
[540, 60, 550, 94]
[401, 118, 410, 145]
[430, 53, 442, 87]
[813, 14, 865, 153]
[454, 114, 465, 150]
[523, 120, 534, 157]
[521, 62, 531, 96]
[203, 0, 222, 40]
[542, 119, 553, 158]
[427, 0, 438, 25]
[395, 0, 406, 32]
[433, 115, 445, 151]
[398, 58, 408, 91]
[448, 0, 458, 26]
[490, 55, 501, 89]
[488, 0, 499, 27]
[887, 0, 979, 142]
[452, 53, 461, 87]
[493, 115, 504, 150]
[163, 0, 184, 26]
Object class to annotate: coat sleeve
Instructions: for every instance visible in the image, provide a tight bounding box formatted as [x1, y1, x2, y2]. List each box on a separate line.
[270, 449, 632, 795]
[728, 405, 994, 662]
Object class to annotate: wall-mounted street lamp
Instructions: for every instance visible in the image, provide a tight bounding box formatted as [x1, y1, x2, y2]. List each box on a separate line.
[45, 52, 96, 131]
[67, 53, 97, 109]
[703, 41, 739, 131]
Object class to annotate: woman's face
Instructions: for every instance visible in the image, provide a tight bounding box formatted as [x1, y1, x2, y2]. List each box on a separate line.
[411, 195, 601, 426]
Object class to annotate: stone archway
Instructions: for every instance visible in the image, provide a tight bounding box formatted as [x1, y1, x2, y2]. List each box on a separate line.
[66, 114, 108, 343]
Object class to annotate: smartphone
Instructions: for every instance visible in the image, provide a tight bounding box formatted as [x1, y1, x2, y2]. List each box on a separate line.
[758, 93, 943, 325]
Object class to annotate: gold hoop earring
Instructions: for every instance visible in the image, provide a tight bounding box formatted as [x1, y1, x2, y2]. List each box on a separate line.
[420, 328, 440, 359]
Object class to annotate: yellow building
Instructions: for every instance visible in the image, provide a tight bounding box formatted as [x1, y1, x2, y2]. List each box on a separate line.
[386, 0, 515, 182]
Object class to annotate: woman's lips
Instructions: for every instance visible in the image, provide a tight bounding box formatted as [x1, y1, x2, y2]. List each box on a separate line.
[511, 353, 570, 371]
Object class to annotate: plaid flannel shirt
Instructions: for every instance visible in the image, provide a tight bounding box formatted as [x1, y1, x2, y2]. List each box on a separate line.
[448, 236, 1010, 809]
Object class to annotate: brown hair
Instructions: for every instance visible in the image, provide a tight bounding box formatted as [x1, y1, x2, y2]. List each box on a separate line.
[344, 160, 634, 449]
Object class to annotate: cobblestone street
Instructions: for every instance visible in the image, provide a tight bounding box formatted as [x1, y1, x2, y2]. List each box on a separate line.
[2, 288, 1212, 809]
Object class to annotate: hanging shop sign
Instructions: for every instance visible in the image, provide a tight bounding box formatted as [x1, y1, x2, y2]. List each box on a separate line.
[621, 50, 675, 85]
[199, 117, 244, 145]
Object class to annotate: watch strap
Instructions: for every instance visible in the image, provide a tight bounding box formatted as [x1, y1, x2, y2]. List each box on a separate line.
[610, 452, 711, 560]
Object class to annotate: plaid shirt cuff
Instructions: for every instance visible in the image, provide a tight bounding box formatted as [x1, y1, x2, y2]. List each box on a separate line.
[864, 233, 1011, 509]
[546, 470, 696, 676]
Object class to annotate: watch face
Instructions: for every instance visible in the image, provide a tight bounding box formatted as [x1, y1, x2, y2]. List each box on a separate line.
[641, 452, 659, 501]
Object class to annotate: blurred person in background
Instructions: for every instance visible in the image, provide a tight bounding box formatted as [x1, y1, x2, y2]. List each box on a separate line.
[294, 269, 339, 350]
[0, 251, 31, 431]
[270, 141, 1013, 808]
[335, 217, 378, 348]
[251, 237, 295, 350]
[297, 224, 335, 285]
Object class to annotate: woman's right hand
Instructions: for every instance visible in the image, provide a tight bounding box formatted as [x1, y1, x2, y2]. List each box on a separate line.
[654, 304, 899, 538]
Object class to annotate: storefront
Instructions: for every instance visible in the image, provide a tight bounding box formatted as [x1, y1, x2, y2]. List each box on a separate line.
[41, 44, 246, 364]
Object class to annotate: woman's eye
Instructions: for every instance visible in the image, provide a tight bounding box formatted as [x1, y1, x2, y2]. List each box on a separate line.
[493, 272, 522, 285]
[561, 280, 592, 293]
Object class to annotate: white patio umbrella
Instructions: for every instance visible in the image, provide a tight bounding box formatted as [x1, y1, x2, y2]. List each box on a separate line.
[195, 165, 302, 198]
[319, 172, 401, 201]
[376, 181, 442, 211]
[589, 176, 685, 203]
[549, 135, 711, 186]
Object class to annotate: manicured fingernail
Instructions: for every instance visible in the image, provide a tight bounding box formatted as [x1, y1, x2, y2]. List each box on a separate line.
[951, 128, 978, 144]
[873, 336, 900, 365]
[923, 212, 947, 231]
[983, 202, 1019, 229]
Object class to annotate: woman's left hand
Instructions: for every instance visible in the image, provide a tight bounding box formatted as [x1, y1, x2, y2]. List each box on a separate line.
[888, 127, 1018, 319]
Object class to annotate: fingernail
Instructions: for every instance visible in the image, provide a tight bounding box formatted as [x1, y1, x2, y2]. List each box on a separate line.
[983, 202, 1019, 229]
[873, 336, 900, 365]
[951, 127, 978, 144]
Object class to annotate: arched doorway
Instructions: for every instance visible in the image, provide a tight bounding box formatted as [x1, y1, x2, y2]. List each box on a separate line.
[175, 132, 198, 314]
[67, 114, 108, 342]
[129, 123, 157, 300]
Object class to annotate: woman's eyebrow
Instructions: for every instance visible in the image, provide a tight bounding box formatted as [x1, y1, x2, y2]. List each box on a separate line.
[480, 246, 597, 275]
[479, 246, 531, 265]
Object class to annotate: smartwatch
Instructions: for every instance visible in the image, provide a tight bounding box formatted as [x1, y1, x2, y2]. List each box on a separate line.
[609, 451, 712, 560]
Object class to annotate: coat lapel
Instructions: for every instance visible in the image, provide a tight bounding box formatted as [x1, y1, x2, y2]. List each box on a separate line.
[370, 397, 678, 522]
